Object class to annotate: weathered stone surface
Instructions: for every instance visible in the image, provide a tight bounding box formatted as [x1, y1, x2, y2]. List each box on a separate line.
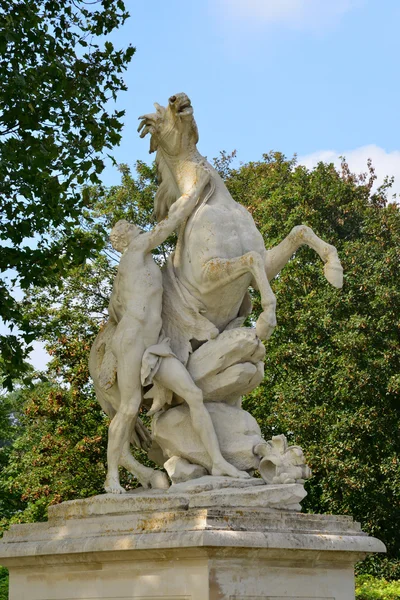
[164, 456, 207, 483]
[44, 480, 305, 524]
[187, 328, 265, 382]
[187, 328, 265, 400]
[196, 360, 261, 401]
[255, 434, 312, 484]
[0, 489, 385, 557]
[0, 490, 385, 600]
[189, 483, 304, 510]
[153, 402, 263, 472]
[169, 474, 264, 494]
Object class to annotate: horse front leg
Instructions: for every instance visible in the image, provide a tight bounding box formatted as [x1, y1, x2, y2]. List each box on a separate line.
[202, 252, 277, 340]
[264, 225, 343, 288]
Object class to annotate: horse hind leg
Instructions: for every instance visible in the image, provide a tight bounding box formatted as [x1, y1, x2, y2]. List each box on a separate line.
[265, 225, 343, 288]
[202, 252, 277, 340]
[298, 225, 343, 288]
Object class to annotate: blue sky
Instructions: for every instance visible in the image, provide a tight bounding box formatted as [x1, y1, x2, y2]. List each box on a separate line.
[101, 0, 400, 197]
[5, 0, 400, 370]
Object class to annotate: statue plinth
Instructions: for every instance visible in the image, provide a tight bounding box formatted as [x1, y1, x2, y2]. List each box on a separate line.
[0, 479, 385, 600]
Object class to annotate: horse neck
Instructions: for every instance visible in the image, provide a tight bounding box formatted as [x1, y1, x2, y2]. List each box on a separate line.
[172, 155, 220, 267]
[157, 147, 204, 193]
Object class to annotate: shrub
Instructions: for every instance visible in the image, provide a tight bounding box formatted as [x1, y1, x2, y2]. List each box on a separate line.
[356, 575, 400, 599]
[0, 566, 8, 600]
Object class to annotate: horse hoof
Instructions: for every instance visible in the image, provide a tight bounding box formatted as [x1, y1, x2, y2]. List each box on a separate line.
[256, 312, 277, 340]
[324, 260, 343, 288]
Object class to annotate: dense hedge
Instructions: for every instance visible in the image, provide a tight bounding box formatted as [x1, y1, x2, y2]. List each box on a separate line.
[356, 575, 400, 600]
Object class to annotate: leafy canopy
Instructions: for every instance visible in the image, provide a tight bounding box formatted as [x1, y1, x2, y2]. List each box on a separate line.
[0, 162, 160, 526]
[226, 153, 399, 578]
[0, 0, 134, 387]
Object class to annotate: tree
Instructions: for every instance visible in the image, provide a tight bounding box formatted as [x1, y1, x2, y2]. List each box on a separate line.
[0, 361, 28, 520]
[224, 153, 400, 578]
[0, 0, 135, 387]
[1, 156, 399, 580]
[0, 362, 30, 600]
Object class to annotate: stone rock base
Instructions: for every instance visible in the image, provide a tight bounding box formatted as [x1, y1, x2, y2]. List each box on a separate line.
[0, 483, 385, 600]
[152, 402, 264, 473]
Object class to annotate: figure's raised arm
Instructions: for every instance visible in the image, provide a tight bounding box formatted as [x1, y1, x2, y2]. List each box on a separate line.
[144, 169, 210, 252]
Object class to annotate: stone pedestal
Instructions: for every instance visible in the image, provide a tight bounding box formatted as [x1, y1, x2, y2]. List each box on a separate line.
[0, 478, 385, 600]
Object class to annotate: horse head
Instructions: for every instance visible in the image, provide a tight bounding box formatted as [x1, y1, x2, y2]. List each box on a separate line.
[138, 93, 199, 156]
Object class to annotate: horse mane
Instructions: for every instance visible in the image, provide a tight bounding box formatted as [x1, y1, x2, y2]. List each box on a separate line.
[154, 151, 180, 221]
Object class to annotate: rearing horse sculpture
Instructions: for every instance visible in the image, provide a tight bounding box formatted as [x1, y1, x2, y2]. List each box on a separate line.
[138, 93, 343, 361]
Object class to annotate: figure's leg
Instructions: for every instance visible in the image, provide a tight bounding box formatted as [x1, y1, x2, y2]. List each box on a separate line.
[202, 252, 277, 340]
[154, 356, 250, 479]
[105, 327, 145, 494]
[265, 225, 343, 287]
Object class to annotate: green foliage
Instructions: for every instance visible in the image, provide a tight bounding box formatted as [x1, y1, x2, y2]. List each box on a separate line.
[356, 575, 400, 600]
[0, 363, 30, 600]
[0, 164, 161, 528]
[0, 0, 135, 387]
[0, 566, 8, 600]
[227, 153, 400, 577]
[0, 360, 30, 520]
[2, 379, 108, 524]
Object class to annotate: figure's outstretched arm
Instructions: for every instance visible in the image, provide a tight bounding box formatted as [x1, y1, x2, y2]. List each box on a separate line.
[143, 169, 210, 252]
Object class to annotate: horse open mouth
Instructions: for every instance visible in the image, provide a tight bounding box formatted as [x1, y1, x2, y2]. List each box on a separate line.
[178, 102, 193, 115]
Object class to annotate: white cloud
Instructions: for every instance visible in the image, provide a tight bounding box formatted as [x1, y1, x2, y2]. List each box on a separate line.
[298, 145, 400, 201]
[214, 0, 361, 31]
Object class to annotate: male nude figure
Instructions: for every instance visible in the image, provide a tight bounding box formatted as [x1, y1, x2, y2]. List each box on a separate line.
[105, 180, 249, 494]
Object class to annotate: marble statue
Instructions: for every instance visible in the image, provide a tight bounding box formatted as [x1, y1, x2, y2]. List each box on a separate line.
[90, 92, 344, 494]
[90, 184, 249, 494]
